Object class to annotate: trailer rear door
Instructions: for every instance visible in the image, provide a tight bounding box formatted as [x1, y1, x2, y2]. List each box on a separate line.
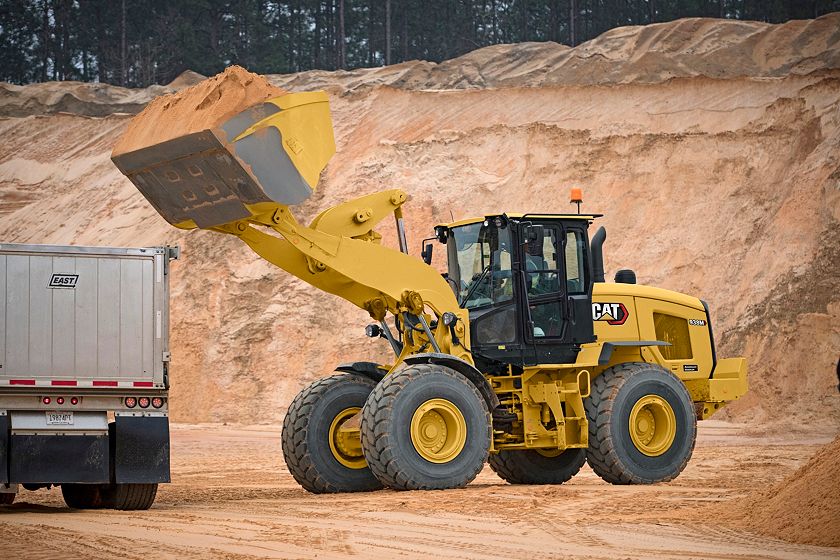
[0, 244, 169, 389]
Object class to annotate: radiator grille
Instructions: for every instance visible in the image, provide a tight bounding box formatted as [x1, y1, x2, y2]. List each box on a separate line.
[653, 313, 693, 360]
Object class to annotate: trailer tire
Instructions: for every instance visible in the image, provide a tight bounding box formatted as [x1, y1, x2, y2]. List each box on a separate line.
[489, 448, 586, 485]
[360, 364, 490, 490]
[111, 483, 158, 510]
[61, 484, 111, 509]
[282, 373, 383, 493]
[0, 492, 14, 505]
[585, 362, 696, 484]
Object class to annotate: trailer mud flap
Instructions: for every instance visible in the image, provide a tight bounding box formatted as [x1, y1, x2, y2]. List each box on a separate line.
[0, 414, 8, 484]
[114, 415, 170, 483]
[10, 434, 109, 484]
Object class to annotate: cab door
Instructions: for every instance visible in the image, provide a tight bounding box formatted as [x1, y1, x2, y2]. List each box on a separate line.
[518, 222, 593, 365]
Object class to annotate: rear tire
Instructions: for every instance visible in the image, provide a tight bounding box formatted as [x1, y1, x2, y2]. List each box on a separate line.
[61, 484, 111, 509]
[585, 362, 696, 484]
[111, 483, 158, 510]
[360, 364, 490, 490]
[0, 492, 14, 505]
[282, 373, 383, 493]
[489, 448, 586, 485]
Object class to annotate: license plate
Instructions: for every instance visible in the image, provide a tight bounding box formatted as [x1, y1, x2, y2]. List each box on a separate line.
[46, 411, 73, 425]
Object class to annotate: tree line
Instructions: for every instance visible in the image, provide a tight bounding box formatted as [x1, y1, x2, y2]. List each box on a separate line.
[1, 0, 837, 87]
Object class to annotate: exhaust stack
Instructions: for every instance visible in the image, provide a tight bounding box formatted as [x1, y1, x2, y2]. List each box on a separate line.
[591, 226, 606, 283]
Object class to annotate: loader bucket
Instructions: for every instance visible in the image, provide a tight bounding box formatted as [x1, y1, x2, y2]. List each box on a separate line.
[112, 91, 335, 229]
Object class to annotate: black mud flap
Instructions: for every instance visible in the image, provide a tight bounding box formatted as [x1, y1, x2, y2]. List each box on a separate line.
[10, 434, 109, 484]
[0, 415, 8, 484]
[114, 415, 170, 484]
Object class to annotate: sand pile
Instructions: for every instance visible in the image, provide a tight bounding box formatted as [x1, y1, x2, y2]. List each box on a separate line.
[112, 65, 286, 156]
[721, 436, 840, 547]
[272, 13, 840, 93]
[0, 80, 170, 118]
[0, 16, 839, 426]
[5, 14, 840, 118]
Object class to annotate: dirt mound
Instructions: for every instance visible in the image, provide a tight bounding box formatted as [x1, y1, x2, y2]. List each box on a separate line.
[0, 80, 170, 118]
[0, 16, 839, 426]
[272, 13, 840, 93]
[4, 14, 839, 119]
[720, 436, 840, 547]
[112, 66, 286, 156]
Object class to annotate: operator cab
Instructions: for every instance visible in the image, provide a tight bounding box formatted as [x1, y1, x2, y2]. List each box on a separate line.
[432, 213, 601, 373]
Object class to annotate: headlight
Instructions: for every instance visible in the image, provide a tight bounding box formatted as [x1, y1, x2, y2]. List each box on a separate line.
[365, 324, 383, 338]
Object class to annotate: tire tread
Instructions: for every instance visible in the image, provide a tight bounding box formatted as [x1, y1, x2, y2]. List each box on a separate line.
[488, 448, 586, 485]
[281, 373, 382, 493]
[113, 483, 158, 510]
[360, 364, 490, 491]
[584, 362, 696, 485]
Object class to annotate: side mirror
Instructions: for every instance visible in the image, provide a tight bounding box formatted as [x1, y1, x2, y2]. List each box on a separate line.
[525, 224, 544, 257]
[421, 241, 434, 265]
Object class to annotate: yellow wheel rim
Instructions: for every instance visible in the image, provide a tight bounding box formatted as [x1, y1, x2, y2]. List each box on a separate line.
[410, 398, 467, 464]
[628, 395, 677, 457]
[328, 407, 366, 469]
[535, 448, 564, 458]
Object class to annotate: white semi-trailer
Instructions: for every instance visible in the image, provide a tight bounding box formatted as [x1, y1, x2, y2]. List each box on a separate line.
[0, 243, 177, 510]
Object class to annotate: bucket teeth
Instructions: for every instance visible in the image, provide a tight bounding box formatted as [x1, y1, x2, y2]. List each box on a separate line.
[112, 130, 258, 228]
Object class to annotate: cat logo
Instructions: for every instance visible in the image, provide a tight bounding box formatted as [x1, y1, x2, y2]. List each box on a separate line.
[592, 302, 628, 325]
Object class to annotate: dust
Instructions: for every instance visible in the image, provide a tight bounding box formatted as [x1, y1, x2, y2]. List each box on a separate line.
[111, 65, 286, 156]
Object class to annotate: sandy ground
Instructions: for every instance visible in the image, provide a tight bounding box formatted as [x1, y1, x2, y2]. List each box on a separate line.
[1, 421, 837, 560]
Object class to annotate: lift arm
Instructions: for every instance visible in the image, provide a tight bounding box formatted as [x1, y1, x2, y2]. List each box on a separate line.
[111, 91, 472, 367]
[221, 192, 472, 365]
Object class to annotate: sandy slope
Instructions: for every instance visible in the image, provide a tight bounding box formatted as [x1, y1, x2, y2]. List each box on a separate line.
[0, 422, 838, 558]
[721, 435, 840, 547]
[0, 16, 839, 430]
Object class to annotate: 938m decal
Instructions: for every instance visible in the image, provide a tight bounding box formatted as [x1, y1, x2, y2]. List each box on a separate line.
[592, 302, 628, 326]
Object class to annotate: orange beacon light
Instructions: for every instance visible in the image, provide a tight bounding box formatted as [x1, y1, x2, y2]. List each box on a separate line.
[570, 187, 583, 214]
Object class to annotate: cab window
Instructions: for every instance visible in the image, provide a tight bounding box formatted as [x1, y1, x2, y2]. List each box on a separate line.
[448, 222, 513, 309]
[565, 230, 586, 294]
[525, 227, 560, 297]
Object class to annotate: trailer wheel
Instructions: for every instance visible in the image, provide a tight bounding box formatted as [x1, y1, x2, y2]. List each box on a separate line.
[111, 483, 158, 510]
[282, 373, 383, 493]
[0, 492, 14, 505]
[61, 484, 111, 509]
[360, 364, 490, 490]
[489, 447, 586, 485]
[585, 362, 696, 484]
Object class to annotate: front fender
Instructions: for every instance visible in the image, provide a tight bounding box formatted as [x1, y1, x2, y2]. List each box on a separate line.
[403, 353, 499, 412]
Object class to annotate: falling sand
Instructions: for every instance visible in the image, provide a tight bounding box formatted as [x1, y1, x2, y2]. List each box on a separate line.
[111, 65, 287, 156]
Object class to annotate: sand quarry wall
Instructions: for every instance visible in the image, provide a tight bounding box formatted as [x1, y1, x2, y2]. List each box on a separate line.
[0, 15, 838, 428]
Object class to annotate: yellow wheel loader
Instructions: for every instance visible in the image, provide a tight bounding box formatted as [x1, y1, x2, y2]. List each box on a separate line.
[112, 91, 747, 493]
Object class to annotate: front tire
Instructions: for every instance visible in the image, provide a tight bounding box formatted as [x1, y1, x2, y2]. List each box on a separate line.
[0, 492, 14, 505]
[282, 373, 383, 493]
[489, 448, 586, 485]
[585, 362, 697, 484]
[360, 364, 490, 490]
